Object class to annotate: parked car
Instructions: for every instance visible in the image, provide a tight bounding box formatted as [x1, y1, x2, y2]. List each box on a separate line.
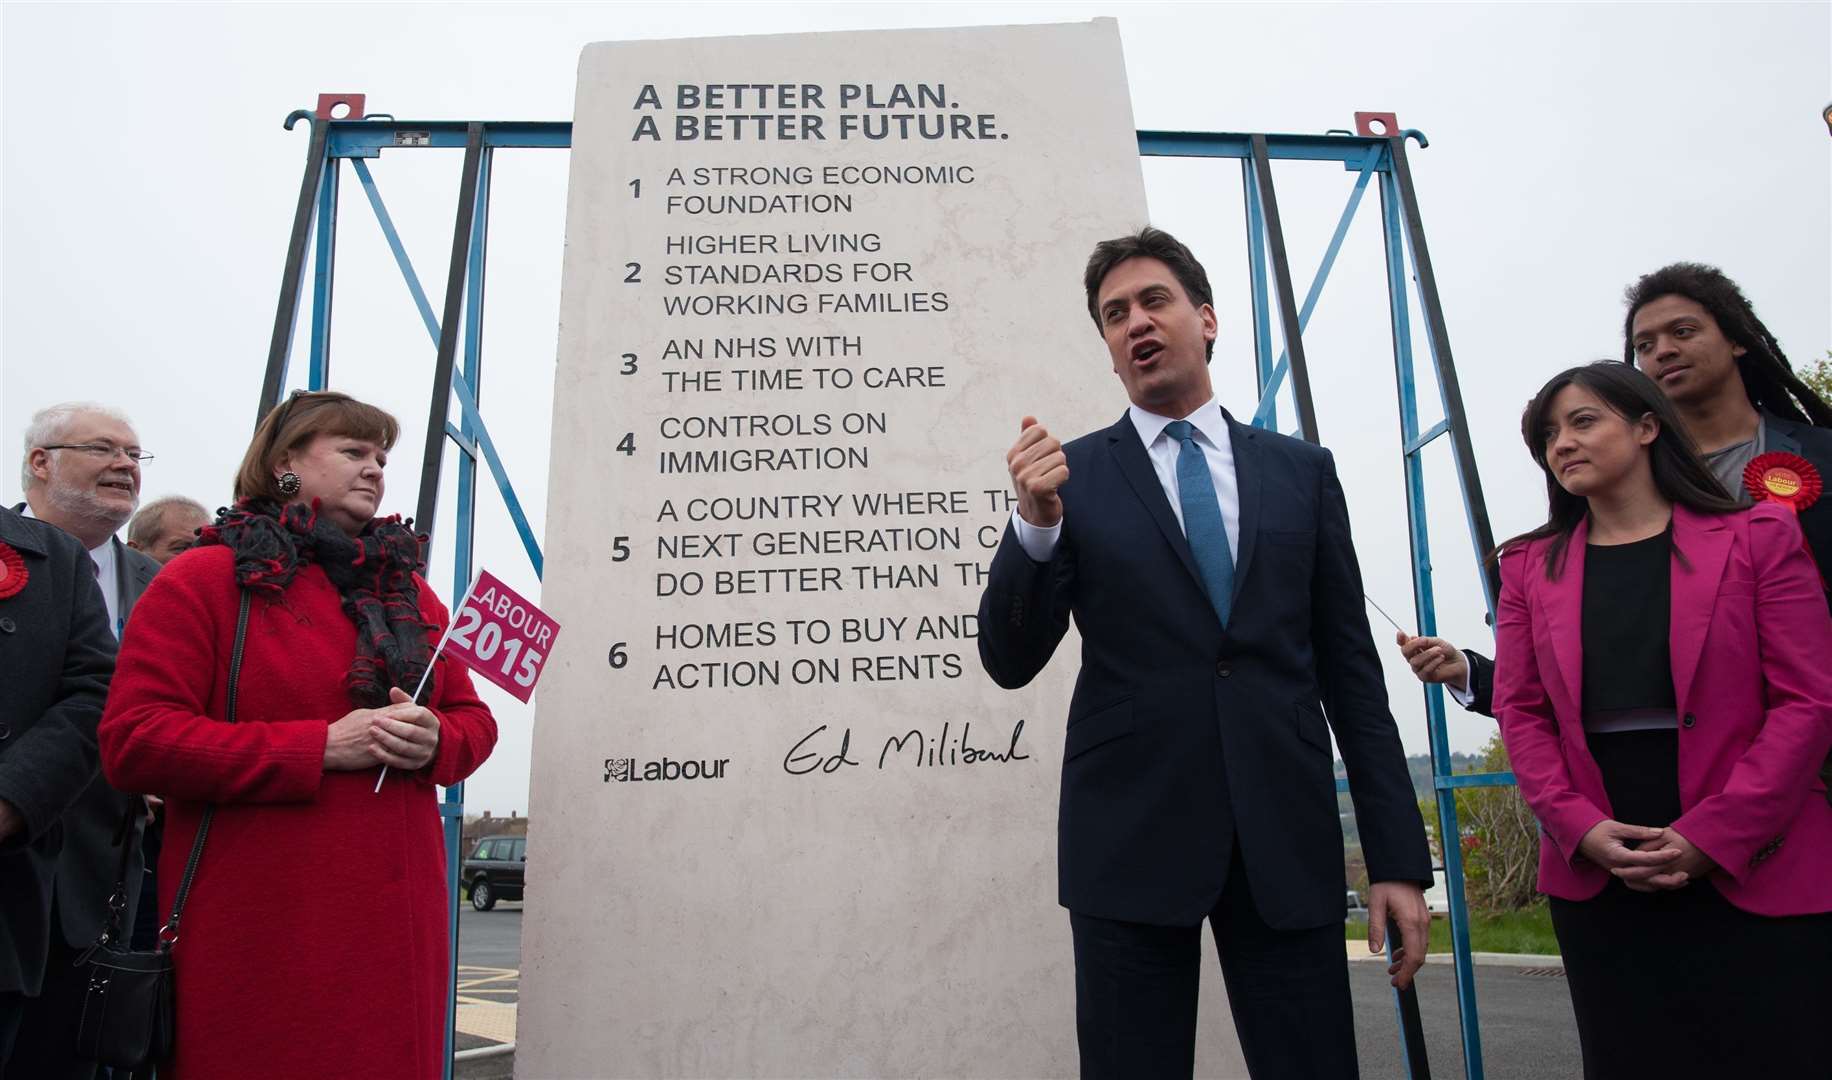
[463, 835, 526, 911]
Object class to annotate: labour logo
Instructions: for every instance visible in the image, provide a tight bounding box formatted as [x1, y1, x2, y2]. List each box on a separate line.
[601, 755, 731, 783]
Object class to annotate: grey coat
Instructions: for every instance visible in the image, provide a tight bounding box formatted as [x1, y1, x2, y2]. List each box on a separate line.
[0, 507, 116, 995]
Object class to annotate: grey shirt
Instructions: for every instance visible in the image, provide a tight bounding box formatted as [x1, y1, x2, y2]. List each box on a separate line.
[1703, 424, 1765, 507]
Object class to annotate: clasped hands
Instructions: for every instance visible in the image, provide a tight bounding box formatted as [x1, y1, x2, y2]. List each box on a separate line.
[1578, 818, 1715, 891]
[323, 687, 441, 773]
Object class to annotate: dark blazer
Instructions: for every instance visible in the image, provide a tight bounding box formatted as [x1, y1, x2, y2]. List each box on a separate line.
[49, 536, 159, 947]
[0, 507, 116, 995]
[978, 410, 1431, 929]
[1462, 411, 1832, 718]
[1767, 413, 1832, 583]
[9, 502, 157, 948]
[113, 536, 160, 629]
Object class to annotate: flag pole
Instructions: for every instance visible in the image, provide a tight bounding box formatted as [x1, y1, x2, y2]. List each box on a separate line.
[375, 574, 480, 793]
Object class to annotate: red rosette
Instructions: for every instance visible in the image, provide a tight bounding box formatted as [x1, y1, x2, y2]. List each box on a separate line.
[0, 541, 27, 601]
[1742, 451, 1821, 514]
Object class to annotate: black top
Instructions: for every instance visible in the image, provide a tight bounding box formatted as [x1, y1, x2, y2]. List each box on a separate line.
[1581, 531, 1675, 714]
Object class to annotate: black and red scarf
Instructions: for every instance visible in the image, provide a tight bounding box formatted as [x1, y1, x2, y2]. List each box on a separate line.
[198, 498, 432, 708]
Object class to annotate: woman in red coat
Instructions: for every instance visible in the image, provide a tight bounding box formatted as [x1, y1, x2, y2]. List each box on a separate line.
[100, 391, 498, 1079]
[1492, 363, 1832, 1078]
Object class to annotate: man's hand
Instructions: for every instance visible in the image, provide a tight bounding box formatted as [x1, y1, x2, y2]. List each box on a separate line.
[1577, 819, 1680, 889]
[0, 798, 21, 844]
[1395, 632, 1470, 691]
[1368, 881, 1430, 989]
[370, 687, 441, 772]
[142, 794, 163, 826]
[1007, 417, 1068, 528]
[1630, 826, 1716, 891]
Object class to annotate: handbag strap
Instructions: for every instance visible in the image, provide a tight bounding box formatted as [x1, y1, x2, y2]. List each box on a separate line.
[158, 589, 251, 950]
[84, 805, 143, 956]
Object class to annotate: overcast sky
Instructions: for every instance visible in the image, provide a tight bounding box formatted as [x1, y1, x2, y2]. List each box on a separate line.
[3, 2, 1827, 816]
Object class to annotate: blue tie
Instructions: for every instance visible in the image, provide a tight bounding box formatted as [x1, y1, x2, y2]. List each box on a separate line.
[1164, 420, 1234, 628]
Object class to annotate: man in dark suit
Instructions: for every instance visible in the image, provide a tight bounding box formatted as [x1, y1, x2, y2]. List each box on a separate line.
[1401, 265, 1832, 736]
[0, 507, 116, 1071]
[978, 228, 1432, 1078]
[10, 402, 162, 1078]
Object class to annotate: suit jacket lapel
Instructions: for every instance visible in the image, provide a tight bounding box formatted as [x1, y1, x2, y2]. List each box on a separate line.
[113, 537, 154, 619]
[1105, 414, 1205, 590]
[0, 506, 48, 555]
[1669, 505, 1733, 708]
[1538, 522, 1587, 720]
[1227, 417, 1261, 603]
[1762, 412, 1803, 457]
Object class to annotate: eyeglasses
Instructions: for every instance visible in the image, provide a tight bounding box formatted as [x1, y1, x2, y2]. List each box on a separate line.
[41, 443, 155, 463]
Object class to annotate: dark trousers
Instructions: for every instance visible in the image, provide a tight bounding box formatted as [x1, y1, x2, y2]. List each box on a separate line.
[1552, 731, 1832, 1080]
[0, 993, 23, 1070]
[1070, 844, 1357, 1080]
[6, 923, 100, 1080]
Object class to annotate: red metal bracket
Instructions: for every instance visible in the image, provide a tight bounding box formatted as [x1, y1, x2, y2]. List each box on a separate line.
[1354, 111, 1400, 138]
[315, 93, 367, 121]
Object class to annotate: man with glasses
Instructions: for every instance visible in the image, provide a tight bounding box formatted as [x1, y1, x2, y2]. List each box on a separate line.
[9, 402, 160, 1079]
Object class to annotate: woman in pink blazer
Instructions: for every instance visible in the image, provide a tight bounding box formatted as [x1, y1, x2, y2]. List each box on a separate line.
[1493, 362, 1832, 1079]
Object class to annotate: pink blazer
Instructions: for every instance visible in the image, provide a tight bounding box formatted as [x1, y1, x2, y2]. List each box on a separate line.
[1493, 501, 1832, 916]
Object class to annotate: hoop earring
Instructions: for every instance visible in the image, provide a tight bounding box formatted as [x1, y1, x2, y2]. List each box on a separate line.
[277, 471, 302, 497]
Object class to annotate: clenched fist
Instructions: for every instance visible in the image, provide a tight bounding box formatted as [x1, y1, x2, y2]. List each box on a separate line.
[1007, 417, 1069, 528]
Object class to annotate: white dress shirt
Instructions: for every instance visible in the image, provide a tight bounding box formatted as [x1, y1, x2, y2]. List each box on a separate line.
[20, 502, 122, 637]
[1446, 659, 1476, 705]
[1012, 397, 1241, 562]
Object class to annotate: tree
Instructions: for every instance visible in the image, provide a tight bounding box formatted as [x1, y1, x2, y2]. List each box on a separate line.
[1799, 351, 1832, 405]
[1421, 735, 1542, 913]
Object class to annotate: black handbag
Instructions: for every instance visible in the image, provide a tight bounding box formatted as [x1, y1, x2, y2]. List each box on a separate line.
[74, 591, 250, 1076]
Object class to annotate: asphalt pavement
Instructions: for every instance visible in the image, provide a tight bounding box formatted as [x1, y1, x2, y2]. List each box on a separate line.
[1348, 958, 1582, 1080]
[454, 905, 1582, 1078]
[454, 903, 522, 1080]
[458, 902, 524, 970]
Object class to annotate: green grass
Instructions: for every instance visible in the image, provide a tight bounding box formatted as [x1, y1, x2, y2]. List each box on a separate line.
[1346, 903, 1559, 956]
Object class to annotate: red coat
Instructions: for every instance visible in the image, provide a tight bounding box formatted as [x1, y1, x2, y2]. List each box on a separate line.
[100, 545, 497, 1079]
[1494, 502, 1832, 916]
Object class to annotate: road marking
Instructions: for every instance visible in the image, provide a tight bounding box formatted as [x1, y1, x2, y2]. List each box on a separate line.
[455, 966, 520, 1043]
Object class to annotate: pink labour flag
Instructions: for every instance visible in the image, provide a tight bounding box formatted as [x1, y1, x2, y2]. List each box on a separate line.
[442, 570, 561, 703]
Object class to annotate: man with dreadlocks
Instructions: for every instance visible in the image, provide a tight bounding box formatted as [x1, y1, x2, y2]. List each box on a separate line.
[1399, 262, 1832, 794]
[1621, 263, 1832, 575]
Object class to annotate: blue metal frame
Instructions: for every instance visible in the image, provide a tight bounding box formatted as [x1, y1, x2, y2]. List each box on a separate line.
[1241, 161, 1275, 427]
[1379, 159, 1486, 1078]
[437, 140, 493, 1069]
[270, 119, 555, 1080]
[308, 160, 337, 389]
[276, 116, 1514, 1080]
[1248, 145, 1381, 431]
